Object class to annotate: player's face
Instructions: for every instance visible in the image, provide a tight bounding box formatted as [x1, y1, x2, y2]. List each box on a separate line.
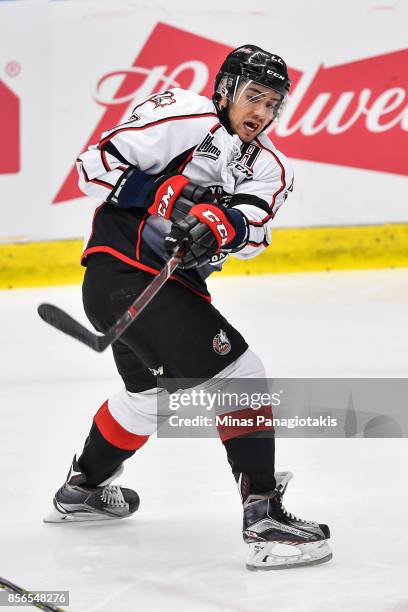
[227, 82, 282, 142]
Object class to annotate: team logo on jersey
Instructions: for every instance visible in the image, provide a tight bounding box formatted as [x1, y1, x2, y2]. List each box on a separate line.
[229, 143, 261, 178]
[213, 329, 231, 355]
[196, 134, 221, 161]
[148, 91, 176, 109]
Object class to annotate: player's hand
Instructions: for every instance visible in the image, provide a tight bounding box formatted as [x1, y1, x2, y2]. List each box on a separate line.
[164, 203, 237, 269]
[147, 174, 190, 219]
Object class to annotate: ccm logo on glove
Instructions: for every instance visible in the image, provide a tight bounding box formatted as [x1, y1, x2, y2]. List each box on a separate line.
[148, 175, 190, 219]
[157, 185, 174, 217]
[190, 204, 236, 247]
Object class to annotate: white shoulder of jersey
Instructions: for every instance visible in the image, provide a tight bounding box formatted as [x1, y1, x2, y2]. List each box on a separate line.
[94, 88, 219, 174]
[229, 131, 295, 261]
[77, 89, 220, 200]
[98, 88, 216, 140]
[255, 131, 294, 191]
[126, 88, 216, 124]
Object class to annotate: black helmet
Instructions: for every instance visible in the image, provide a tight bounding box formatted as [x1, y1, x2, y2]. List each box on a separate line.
[213, 44, 291, 133]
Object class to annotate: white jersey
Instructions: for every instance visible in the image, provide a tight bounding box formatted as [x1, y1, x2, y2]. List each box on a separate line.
[77, 88, 294, 296]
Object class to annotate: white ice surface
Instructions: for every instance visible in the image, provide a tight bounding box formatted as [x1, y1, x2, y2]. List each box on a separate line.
[1, 269, 408, 611]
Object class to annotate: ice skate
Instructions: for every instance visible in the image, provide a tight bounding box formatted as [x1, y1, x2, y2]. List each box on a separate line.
[242, 471, 332, 570]
[44, 456, 140, 523]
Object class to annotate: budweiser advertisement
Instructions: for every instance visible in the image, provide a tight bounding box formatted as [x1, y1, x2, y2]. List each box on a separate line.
[0, 79, 20, 174]
[54, 23, 407, 205]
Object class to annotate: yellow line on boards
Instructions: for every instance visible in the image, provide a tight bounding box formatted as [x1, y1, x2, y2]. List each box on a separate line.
[1, 223, 408, 289]
[0, 239, 84, 289]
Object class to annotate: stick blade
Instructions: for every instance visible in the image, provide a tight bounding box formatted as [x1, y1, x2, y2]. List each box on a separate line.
[37, 303, 107, 352]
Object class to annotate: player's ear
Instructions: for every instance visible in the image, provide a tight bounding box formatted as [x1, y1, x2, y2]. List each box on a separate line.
[218, 95, 229, 110]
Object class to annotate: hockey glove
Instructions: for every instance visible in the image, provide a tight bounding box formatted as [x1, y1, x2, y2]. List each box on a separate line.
[164, 203, 245, 269]
[147, 174, 190, 219]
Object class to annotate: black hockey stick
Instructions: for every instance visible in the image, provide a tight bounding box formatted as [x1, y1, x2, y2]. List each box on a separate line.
[38, 250, 182, 352]
[37, 183, 211, 352]
[0, 577, 66, 611]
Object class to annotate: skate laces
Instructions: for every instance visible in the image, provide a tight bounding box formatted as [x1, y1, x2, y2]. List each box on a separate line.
[100, 485, 127, 508]
[281, 504, 303, 522]
[277, 488, 308, 523]
[279, 496, 314, 524]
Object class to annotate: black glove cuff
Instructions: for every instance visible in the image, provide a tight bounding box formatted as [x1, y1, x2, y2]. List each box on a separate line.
[107, 167, 155, 209]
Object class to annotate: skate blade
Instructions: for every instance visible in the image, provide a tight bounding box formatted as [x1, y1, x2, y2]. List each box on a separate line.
[43, 508, 128, 524]
[246, 540, 333, 571]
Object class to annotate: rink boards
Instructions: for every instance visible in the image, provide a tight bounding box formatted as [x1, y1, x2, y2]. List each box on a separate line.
[2, 222, 408, 289]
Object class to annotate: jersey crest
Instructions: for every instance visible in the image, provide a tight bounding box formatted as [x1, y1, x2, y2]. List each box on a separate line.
[148, 91, 176, 109]
[229, 143, 261, 179]
[195, 133, 221, 161]
[213, 329, 231, 355]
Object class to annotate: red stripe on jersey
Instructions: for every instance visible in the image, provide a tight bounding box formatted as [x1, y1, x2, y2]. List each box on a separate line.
[93, 178, 114, 190]
[248, 216, 271, 227]
[217, 405, 274, 442]
[135, 212, 148, 260]
[83, 203, 106, 257]
[101, 150, 111, 172]
[210, 123, 222, 133]
[247, 239, 269, 248]
[80, 162, 114, 191]
[98, 113, 218, 149]
[255, 139, 286, 209]
[94, 401, 149, 451]
[178, 149, 194, 173]
[81, 246, 212, 302]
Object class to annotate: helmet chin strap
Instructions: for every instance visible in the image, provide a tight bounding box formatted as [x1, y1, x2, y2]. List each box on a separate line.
[213, 94, 235, 136]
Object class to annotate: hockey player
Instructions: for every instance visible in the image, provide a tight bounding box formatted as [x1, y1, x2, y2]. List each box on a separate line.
[45, 45, 332, 570]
